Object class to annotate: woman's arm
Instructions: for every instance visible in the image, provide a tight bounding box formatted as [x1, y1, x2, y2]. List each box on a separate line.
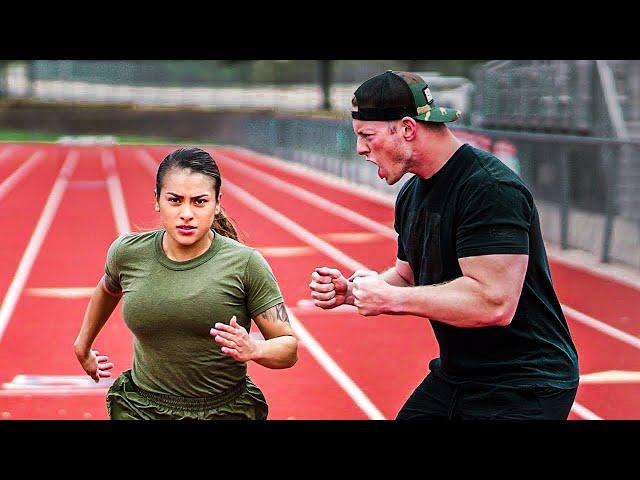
[73, 275, 120, 381]
[210, 303, 298, 369]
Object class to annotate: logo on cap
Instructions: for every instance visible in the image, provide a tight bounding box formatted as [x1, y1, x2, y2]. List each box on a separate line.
[423, 86, 434, 105]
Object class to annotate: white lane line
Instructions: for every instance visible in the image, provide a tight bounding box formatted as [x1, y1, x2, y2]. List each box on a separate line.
[0, 150, 45, 201]
[0, 388, 109, 396]
[0, 151, 79, 344]
[579, 370, 640, 384]
[215, 151, 396, 239]
[0, 145, 19, 163]
[570, 403, 603, 420]
[286, 307, 386, 420]
[101, 148, 131, 235]
[136, 148, 383, 419]
[224, 180, 366, 273]
[26, 287, 95, 298]
[136, 148, 158, 176]
[562, 305, 640, 350]
[231, 146, 397, 207]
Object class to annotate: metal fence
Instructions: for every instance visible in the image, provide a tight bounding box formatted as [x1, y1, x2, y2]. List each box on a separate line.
[211, 114, 640, 268]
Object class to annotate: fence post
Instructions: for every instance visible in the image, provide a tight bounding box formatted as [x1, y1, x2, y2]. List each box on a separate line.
[601, 145, 620, 263]
[559, 146, 570, 249]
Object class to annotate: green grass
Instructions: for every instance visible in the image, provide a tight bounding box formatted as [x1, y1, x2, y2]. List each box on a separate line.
[0, 129, 62, 142]
[0, 129, 215, 146]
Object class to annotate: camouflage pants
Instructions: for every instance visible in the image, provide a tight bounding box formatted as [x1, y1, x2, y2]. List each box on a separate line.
[106, 369, 269, 420]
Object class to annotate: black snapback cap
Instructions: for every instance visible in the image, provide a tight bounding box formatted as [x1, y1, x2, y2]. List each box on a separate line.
[351, 70, 461, 123]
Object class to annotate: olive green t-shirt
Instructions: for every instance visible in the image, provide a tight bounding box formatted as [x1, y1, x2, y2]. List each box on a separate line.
[105, 229, 284, 397]
[395, 144, 579, 388]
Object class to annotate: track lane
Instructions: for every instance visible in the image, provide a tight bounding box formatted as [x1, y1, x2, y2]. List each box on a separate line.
[0, 147, 129, 419]
[2, 143, 637, 420]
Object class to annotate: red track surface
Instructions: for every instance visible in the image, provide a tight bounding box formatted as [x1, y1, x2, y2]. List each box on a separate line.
[1, 142, 638, 420]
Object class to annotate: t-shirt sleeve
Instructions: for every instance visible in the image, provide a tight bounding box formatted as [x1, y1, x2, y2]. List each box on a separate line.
[244, 250, 284, 318]
[456, 182, 532, 258]
[104, 235, 124, 291]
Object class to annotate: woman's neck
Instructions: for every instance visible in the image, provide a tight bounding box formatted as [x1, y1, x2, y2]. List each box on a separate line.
[162, 229, 214, 262]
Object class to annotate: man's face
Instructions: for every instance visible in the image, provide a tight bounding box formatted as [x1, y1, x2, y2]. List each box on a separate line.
[352, 119, 410, 185]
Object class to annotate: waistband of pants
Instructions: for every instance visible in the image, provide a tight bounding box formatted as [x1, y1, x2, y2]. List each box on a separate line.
[128, 374, 247, 411]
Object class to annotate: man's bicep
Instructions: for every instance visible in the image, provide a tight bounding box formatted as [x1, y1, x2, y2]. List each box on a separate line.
[253, 302, 295, 339]
[458, 254, 528, 299]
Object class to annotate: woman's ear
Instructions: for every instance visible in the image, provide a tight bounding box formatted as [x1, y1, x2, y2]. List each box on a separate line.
[154, 190, 160, 212]
[215, 192, 222, 215]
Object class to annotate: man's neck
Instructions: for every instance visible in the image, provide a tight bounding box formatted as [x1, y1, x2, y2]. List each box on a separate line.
[411, 132, 463, 180]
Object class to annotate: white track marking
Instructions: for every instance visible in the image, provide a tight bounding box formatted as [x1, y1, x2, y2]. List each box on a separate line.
[579, 370, 640, 384]
[258, 246, 314, 257]
[0, 145, 18, 163]
[223, 180, 365, 272]
[320, 232, 386, 243]
[286, 307, 386, 420]
[562, 305, 640, 350]
[216, 151, 397, 239]
[0, 388, 109, 396]
[0, 150, 45, 201]
[570, 403, 603, 420]
[0, 151, 78, 344]
[101, 149, 131, 235]
[26, 287, 95, 298]
[231, 146, 398, 207]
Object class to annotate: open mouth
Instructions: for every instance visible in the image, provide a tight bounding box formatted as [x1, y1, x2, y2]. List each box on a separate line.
[177, 226, 197, 234]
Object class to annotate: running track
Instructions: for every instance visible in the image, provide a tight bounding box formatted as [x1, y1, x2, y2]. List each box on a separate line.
[0, 141, 638, 420]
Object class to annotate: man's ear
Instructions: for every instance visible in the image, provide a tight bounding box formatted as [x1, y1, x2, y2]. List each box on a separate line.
[402, 117, 418, 140]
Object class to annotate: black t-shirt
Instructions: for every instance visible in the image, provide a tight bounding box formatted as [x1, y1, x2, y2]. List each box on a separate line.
[395, 144, 579, 388]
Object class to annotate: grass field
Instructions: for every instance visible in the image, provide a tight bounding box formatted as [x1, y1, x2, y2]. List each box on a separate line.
[0, 129, 202, 145]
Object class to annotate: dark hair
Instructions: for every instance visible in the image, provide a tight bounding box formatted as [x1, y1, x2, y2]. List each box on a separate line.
[156, 147, 241, 242]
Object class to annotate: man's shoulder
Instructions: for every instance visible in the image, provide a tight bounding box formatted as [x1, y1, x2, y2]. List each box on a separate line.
[461, 146, 531, 196]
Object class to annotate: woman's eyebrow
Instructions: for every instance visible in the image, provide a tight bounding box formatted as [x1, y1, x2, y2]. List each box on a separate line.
[165, 192, 210, 198]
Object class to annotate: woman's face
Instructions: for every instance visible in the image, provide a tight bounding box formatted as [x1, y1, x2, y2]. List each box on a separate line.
[155, 167, 221, 248]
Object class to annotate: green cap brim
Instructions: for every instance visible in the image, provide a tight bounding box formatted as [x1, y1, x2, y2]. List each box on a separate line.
[414, 105, 462, 123]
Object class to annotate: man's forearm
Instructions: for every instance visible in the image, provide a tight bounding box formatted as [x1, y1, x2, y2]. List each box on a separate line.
[380, 266, 412, 287]
[387, 276, 513, 328]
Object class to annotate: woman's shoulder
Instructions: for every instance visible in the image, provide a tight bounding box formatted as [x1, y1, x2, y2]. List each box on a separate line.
[108, 229, 161, 257]
[216, 233, 256, 256]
